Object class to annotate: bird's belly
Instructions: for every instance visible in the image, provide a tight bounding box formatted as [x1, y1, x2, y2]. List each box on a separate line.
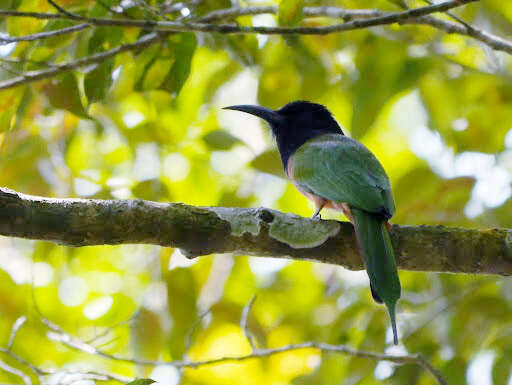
[289, 178, 352, 218]
[286, 161, 351, 216]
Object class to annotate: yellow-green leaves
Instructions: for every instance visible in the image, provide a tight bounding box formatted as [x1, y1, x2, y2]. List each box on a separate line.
[84, 59, 114, 104]
[202, 130, 244, 151]
[0, 88, 24, 132]
[278, 0, 304, 26]
[42, 73, 89, 119]
[250, 150, 285, 178]
[161, 33, 198, 95]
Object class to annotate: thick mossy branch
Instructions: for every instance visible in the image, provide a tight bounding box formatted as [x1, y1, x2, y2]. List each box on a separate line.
[0, 187, 511, 275]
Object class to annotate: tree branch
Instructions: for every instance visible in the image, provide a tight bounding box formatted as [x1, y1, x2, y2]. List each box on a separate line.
[3, 0, 512, 91]
[0, 1, 478, 34]
[41, 313, 447, 385]
[0, 32, 165, 90]
[0, 187, 510, 275]
[0, 24, 89, 44]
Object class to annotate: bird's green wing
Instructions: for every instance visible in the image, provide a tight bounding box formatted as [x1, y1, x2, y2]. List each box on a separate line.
[290, 134, 395, 217]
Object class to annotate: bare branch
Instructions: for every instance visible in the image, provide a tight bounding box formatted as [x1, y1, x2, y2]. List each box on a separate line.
[240, 295, 257, 351]
[0, 32, 165, 90]
[0, 24, 89, 44]
[41, 312, 447, 385]
[6, 316, 26, 351]
[0, 359, 32, 385]
[197, 5, 383, 23]
[47, 0, 81, 19]
[0, 57, 57, 68]
[3, 0, 512, 60]
[0, 319, 44, 380]
[183, 307, 212, 359]
[0, 1, 478, 32]
[408, 15, 512, 53]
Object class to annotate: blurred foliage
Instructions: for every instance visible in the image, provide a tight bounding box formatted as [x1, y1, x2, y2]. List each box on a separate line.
[1, 0, 512, 384]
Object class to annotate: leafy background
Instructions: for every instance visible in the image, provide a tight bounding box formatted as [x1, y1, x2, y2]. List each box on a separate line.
[1, 0, 512, 384]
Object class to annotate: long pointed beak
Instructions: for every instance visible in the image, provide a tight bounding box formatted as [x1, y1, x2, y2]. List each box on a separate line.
[223, 105, 282, 126]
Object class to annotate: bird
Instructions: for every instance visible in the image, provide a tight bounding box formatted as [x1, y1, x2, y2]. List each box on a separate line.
[224, 100, 401, 345]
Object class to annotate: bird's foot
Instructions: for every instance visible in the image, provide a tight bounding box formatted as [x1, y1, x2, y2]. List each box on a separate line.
[311, 212, 322, 220]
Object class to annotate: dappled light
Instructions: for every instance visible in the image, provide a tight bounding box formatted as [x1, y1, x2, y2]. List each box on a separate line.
[1, 0, 512, 384]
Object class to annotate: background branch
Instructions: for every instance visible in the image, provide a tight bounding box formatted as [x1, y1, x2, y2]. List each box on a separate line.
[0, 32, 165, 90]
[3, 0, 512, 91]
[40, 311, 447, 385]
[0, 187, 510, 275]
[0, 1, 479, 34]
[0, 24, 89, 44]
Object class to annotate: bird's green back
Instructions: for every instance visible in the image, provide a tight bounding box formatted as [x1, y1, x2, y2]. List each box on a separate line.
[290, 134, 395, 217]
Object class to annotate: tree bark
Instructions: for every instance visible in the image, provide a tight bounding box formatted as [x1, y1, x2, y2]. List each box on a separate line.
[0, 187, 510, 275]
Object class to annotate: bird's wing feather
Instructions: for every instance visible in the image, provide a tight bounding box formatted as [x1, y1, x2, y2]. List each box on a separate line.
[291, 134, 395, 217]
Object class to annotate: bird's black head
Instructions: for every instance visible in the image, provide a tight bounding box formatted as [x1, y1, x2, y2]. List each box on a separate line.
[223, 101, 343, 168]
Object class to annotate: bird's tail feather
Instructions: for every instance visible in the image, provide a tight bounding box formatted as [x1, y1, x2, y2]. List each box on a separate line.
[351, 207, 401, 345]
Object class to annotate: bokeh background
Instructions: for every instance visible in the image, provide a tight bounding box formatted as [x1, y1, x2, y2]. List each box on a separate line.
[1, 0, 512, 384]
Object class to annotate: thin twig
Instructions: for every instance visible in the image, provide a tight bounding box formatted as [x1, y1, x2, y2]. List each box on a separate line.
[39, 313, 447, 385]
[0, 62, 22, 76]
[0, 360, 32, 385]
[196, 5, 382, 23]
[422, 0, 474, 30]
[0, 57, 57, 68]
[183, 307, 212, 359]
[0, 32, 165, 90]
[240, 295, 257, 351]
[6, 316, 26, 351]
[3, 1, 510, 57]
[0, 1, 478, 35]
[0, 24, 89, 44]
[1, 1, 478, 31]
[47, 0, 81, 19]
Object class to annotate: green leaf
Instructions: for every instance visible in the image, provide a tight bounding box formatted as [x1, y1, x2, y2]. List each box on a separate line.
[84, 59, 114, 103]
[38, 20, 78, 49]
[278, 0, 304, 26]
[160, 33, 197, 95]
[351, 37, 433, 138]
[249, 149, 285, 178]
[125, 379, 156, 385]
[393, 165, 475, 226]
[493, 349, 512, 385]
[133, 44, 162, 91]
[420, 72, 512, 153]
[0, 88, 24, 132]
[202, 130, 244, 150]
[88, 27, 123, 55]
[42, 73, 89, 118]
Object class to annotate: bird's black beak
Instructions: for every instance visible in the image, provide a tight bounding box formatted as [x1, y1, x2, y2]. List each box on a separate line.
[223, 105, 282, 126]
